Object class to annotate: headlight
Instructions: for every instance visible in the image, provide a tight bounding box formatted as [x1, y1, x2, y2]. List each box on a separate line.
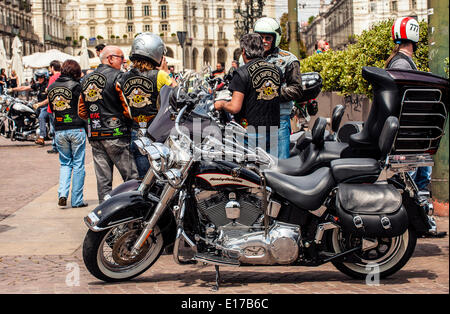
[167, 135, 191, 165]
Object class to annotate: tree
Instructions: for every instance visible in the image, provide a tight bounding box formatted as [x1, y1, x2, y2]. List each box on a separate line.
[279, 12, 307, 58]
[301, 19, 429, 97]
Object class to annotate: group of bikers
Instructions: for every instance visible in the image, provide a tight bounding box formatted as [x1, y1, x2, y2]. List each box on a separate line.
[5, 16, 431, 216]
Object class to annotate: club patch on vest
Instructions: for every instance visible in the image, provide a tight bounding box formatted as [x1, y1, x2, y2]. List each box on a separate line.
[82, 73, 106, 102]
[48, 87, 72, 111]
[127, 88, 152, 108]
[247, 60, 281, 101]
[123, 77, 154, 109]
[256, 80, 279, 101]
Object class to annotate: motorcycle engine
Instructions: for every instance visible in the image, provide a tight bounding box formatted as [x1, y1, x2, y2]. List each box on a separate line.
[195, 189, 263, 227]
[195, 189, 301, 265]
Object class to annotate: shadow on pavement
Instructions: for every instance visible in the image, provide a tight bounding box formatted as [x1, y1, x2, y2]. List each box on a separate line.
[86, 267, 438, 288]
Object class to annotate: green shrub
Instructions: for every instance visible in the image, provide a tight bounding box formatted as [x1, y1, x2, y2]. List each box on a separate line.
[301, 19, 429, 97]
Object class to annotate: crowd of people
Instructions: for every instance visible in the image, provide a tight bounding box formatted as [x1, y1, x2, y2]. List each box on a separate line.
[2, 16, 434, 219]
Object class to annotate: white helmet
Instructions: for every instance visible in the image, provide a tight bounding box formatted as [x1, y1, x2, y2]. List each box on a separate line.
[254, 17, 282, 49]
[392, 17, 420, 44]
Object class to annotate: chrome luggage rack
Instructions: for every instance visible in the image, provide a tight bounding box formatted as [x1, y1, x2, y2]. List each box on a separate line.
[393, 88, 447, 155]
[387, 154, 434, 173]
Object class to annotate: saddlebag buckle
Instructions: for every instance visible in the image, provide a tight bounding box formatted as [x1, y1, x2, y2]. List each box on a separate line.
[380, 216, 392, 230]
[353, 216, 364, 229]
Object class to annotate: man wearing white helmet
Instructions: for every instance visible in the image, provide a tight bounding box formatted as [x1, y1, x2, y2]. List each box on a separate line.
[254, 17, 304, 159]
[385, 17, 420, 70]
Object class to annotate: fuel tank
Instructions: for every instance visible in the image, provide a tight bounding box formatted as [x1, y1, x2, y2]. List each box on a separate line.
[193, 160, 261, 190]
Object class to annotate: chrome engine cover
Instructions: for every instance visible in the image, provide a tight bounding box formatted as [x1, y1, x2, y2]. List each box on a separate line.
[218, 221, 301, 265]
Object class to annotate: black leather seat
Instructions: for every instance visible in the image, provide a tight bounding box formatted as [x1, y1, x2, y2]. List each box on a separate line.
[332, 116, 400, 183]
[330, 158, 381, 183]
[263, 167, 336, 211]
[277, 141, 348, 176]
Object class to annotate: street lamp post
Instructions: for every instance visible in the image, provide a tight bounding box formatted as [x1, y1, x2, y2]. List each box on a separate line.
[177, 31, 187, 71]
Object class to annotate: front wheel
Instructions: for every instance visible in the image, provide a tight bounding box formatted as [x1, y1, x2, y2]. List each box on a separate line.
[329, 228, 417, 280]
[83, 221, 164, 282]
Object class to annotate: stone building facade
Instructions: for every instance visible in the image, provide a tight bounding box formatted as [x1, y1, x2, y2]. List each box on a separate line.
[0, 0, 41, 58]
[66, 0, 276, 71]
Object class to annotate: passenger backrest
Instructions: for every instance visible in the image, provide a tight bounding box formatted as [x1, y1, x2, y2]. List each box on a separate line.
[349, 67, 400, 151]
[378, 116, 399, 159]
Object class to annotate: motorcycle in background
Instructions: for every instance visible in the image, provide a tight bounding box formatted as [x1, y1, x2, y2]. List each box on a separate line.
[0, 93, 49, 142]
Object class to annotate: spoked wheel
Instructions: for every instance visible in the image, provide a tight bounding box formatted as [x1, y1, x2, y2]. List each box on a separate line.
[83, 221, 164, 282]
[329, 228, 417, 280]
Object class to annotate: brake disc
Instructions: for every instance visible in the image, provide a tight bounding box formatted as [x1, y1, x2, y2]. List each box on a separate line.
[111, 230, 151, 266]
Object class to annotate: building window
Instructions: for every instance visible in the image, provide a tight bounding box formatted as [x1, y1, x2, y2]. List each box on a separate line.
[107, 27, 113, 39]
[160, 5, 167, 19]
[89, 8, 95, 19]
[161, 23, 168, 32]
[107, 7, 112, 18]
[127, 24, 134, 33]
[127, 6, 134, 20]
[144, 24, 151, 32]
[90, 26, 95, 38]
[369, 0, 376, 13]
[390, 1, 398, 13]
[217, 7, 224, 19]
[143, 5, 150, 17]
[410, 0, 417, 10]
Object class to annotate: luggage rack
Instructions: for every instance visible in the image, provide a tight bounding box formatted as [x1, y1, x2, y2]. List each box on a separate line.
[388, 154, 434, 173]
[393, 88, 447, 155]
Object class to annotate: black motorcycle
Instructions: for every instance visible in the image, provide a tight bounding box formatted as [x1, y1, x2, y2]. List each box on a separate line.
[82, 66, 447, 286]
[0, 93, 50, 142]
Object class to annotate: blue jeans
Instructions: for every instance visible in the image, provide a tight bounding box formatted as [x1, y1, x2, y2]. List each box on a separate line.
[278, 115, 291, 159]
[244, 129, 278, 156]
[55, 128, 86, 207]
[38, 107, 52, 138]
[130, 129, 150, 179]
[411, 166, 432, 190]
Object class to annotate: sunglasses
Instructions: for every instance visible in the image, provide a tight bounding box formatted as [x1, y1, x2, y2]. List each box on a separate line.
[261, 35, 274, 42]
[109, 54, 125, 60]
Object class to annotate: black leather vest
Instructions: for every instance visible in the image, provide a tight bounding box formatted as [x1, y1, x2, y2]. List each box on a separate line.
[48, 75, 85, 131]
[116, 68, 159, 129]
[233, 58, 282, 128]
[33, 80, 48, 102]
[81, 64, 130, 140]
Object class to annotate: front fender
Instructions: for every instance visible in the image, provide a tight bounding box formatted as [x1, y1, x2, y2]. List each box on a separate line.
[84, 191, 157, 231]
[106, 179, 142, 199]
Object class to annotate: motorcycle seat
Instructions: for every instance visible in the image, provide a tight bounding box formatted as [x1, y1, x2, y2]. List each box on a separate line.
[263, 167, 335, 211]
[330, 158, 381, 183]
[277, 141, 348, 176]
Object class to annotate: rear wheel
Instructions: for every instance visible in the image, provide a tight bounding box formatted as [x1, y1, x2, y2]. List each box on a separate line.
[83, 221, 164, 282]
[329, 228, 417, 280]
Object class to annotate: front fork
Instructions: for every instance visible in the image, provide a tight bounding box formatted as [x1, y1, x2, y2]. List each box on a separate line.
[131, 158, 195, 256]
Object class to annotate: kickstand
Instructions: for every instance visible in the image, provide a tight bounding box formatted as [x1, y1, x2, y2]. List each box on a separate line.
[212, 265, 221, 292]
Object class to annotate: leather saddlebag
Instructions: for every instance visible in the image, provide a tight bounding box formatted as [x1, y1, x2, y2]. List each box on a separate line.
[336, 183, 408, 238]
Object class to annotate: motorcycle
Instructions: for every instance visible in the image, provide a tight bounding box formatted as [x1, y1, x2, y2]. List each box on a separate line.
[0, 92, 50, 142]
[82, 66, 446, 287]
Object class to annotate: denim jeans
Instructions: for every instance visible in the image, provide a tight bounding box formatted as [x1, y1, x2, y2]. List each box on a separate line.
[244, 129, 278, 157]
[411, 166, 432, 190]
[278, 115, 291, 159]
[90, 137, 138, 203]
[38, 107, 53, 138]
[130, 129, 151, 179]
[55, 128, 86, 207]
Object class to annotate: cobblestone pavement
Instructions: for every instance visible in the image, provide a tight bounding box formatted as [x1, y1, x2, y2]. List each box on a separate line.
[0, 217, 447, 294]
[0, 137, 448, 295]
[0, 137, 93, 221]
